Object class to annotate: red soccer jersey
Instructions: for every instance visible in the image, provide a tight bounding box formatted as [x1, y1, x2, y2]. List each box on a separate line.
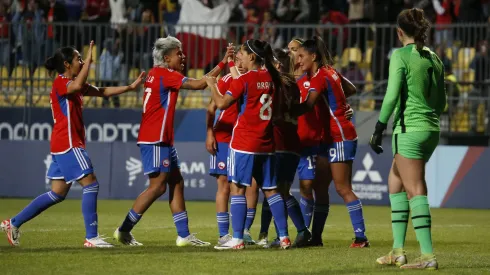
[274, 120, 300, 154]
[50, 75, 90, 154]
[309, 66, 357, 143]
[137, 67, 188, 145]
[296, 73, 324, 147]
[227, 69, 274, 154]
[214, 73, 239, 143]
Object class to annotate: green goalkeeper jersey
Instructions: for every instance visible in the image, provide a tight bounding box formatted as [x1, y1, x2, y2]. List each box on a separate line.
[379, 44, 447, 134]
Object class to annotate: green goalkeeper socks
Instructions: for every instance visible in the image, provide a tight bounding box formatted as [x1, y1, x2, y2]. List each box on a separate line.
[389, 192, 409, 249]
[410, 195, 433, 255]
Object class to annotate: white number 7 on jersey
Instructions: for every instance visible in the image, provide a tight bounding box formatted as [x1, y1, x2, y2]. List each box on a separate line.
[259, 94, 272, 120]
[143, 88, 151, 113]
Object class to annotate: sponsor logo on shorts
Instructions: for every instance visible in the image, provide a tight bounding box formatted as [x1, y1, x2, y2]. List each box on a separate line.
[163, 159, 170, 167]
[218, 162, 226, 170]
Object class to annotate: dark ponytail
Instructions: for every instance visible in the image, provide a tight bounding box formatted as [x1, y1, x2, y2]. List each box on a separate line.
[45, 47, 77, 74]
[272, 48, 300, 121]
[397, 8, 430, 51]
[301, 36, 334, 67]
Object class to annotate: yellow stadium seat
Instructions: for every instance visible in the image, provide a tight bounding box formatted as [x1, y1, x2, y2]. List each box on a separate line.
[0, 94, 9, 106]
[187, 69, 204, 80]
[364, 47, 373, 65]
[455, 48, 475, 69]
[128, 68, 140, 81]
[445, 48, 453, 61]
[120, 93, 139, 109]
[9, 66, 30, 88]
[460, 69, 475, 93]
[477, 103, 486, 133]
[341, 48, 362, 67]
[88, 66, 97, 83]
[364, 70, 374, 93]
[0, 66, 9, 89]
[34, 94, 51, 107]
[32, 67, 51, 90]
[12, 94, 27, 107]
[83, 44, 98, 63]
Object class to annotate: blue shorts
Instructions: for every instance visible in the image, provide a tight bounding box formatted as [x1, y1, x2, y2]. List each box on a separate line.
[139, 144, 180, 175]
[47, 147, 94, 184]
[319, 140, 358, 163]
[209, 142, 229, 176]
[275, 152, 300, 183]
[228, 148, 276, 189]
[297, 146, 319, 180]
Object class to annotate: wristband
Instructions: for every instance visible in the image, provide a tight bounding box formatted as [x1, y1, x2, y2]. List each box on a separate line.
[217, 62, 225, 70]
[228, 61, 235, 68]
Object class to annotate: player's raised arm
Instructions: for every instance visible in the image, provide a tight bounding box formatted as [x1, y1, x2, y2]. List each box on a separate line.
[181, 46, 235, 90]
[205, 76, 237, 110]
[84, 71, 146, 97]
[67, 41, 94, 94]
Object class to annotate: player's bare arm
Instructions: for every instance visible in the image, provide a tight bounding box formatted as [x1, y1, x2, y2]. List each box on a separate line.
[67, 40, 94, 94]
[206, 99, 218, 154]
[340, 73, 357, 98]
[205, 76, 236, 110]
[84, 72, 146, 97]
[181, 46, 235, 90]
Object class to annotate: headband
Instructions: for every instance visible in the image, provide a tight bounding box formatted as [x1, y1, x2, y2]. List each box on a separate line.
[246, 40, 263, 59]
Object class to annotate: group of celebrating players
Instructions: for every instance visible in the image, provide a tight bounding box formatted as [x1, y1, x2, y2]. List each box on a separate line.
[2, 7, 444, 270]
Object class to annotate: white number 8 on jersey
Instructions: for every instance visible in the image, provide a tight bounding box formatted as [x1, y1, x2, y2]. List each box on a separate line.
[259, 94, 272, 120]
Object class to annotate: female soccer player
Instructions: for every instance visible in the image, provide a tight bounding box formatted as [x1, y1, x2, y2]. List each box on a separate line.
[371, 8, 445, 270]
[295, 36, 368, 247]
[206, 40, 291, 250]
[206, 46, 254, 245]
[113, 36, 233, 247]
[1, 41, 145, 247]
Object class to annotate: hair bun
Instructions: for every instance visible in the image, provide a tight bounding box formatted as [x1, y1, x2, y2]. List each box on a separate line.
[44, 56, 56, 71]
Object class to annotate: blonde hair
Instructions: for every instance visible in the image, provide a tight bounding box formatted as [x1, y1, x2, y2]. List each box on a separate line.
[152, 36, 182, 67]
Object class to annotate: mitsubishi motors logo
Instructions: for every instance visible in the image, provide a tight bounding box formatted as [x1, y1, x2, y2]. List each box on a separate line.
[126, 157, 142, 186]
[353, 153, 382, 183]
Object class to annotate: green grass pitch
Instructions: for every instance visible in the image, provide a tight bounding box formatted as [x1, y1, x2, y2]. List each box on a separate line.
[0, 199, 489, 275]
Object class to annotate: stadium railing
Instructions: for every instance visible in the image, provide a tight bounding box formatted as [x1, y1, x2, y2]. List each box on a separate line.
[0, 22, 488, 135]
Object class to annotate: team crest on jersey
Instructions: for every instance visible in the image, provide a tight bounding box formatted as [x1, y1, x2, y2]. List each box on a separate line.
[303, 81, 310, 89]
[218, 162, 226, 170]
[163, 159, 170, 167]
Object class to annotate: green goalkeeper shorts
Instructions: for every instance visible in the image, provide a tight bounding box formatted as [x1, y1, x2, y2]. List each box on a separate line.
[392, 131, 440, 162]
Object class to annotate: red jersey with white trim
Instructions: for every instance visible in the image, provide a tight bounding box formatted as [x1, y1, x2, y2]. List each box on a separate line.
[309, 66, 357, 142]
[214, 73, 239, 143]
[227, 69, 274, 153]
[296, 73, 323, 147]
[137, 67, 188, 145]
[50, 75, 90, 154]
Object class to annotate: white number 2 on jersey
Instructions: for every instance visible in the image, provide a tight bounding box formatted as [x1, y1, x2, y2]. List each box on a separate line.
[259, 94, 272, 120]
[143, 88, 151, 113]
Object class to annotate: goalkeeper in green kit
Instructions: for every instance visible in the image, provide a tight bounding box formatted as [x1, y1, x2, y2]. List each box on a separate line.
[369, 8, 446, 270]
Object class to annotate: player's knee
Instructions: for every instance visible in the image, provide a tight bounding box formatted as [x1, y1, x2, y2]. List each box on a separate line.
[51, 190, 66, 202]
[335, 184, 353, 198]
[149, 182, 167, 196]
[217, 182, 230, 196]
[300, 180, 313, 195]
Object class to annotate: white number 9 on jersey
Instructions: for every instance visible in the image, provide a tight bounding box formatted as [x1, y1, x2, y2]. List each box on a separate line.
[259, 94, 272, 120]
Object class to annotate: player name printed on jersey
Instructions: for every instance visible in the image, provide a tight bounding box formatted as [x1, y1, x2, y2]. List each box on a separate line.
[256, 82, 271, 89]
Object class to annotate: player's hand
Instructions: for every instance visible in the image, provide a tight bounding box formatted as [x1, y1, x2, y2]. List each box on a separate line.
[369, 121, 387, 154]
[345, 104, 354, 120]
[128, 71, 146, 90]
[206, 132, 217, 155]
[222, 44, 234, 63]
[227, 43, 235, 62]
[204, 75, 217, 86]
[84, 40, 95, 64]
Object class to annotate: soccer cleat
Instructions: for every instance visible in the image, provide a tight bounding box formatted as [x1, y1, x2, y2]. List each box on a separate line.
[280, 237, 291, 249]
[217, 234, 232, 246]
[1, 219, 20, 247]
[176, 233, 211, 247]
[308, 237, 324, 247]
[214, 238, 245, 250]
[263, 237, 280, 248]
[292, 229, 312, 248]
[350, 237, 370, 248]
[376, 249, 407, 266]
[84, 235, 114, 248]
[256, 232, 268, 246]
[400, 254, 438, 270]
[243, 229, 255, 245]
[113, 228, 143, 246]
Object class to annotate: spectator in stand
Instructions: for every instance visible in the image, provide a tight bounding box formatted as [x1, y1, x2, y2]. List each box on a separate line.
[260, 11, 283, 49]
[435, 44, 452, 71]
[318, 8, 348, 57]
[276, 0, 309, 42]
[43, 0, 66, 63]
[432, 0, 455, 47]
[347, 0, 373, 51]
[0, 3, 11, 67]
[99, 38, 122, 108]
[443, 58, 460, 111]
[469, 40, 490, 132]
[64, 0, 84, 21]
[84, 0, 110, 46]
[126, 0, 142, 22]
[457, 0, 484, 46]
[244, 5, 259, 41]
[159, 0, 180, 36]
[134, 9, 158, 69]
[242, 0, 274, 22]
[12, 0, 44, 67]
